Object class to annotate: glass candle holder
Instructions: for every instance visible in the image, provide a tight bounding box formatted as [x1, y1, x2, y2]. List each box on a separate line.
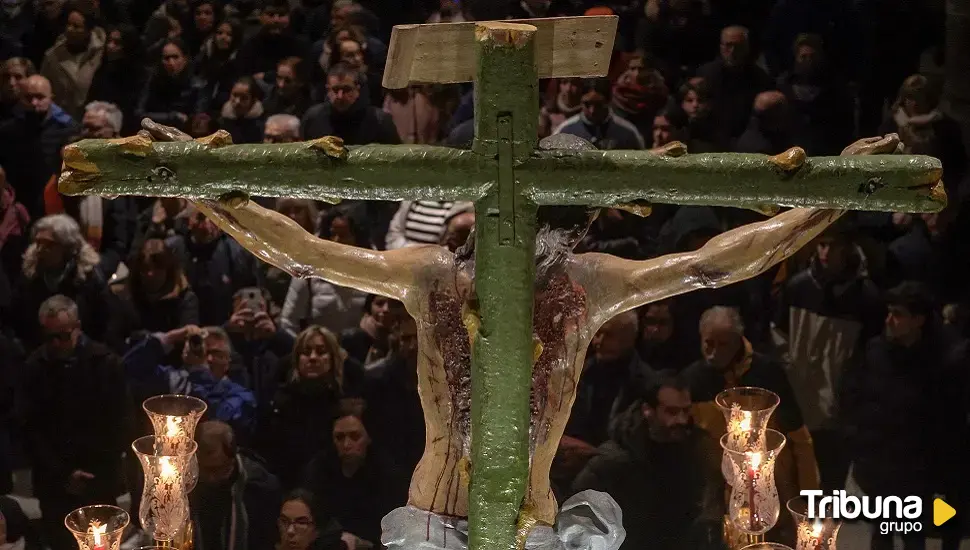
[740, 544, 794, 550]
[788, 496, 841, 550]
[721, 429, 786, 536]
[133, 435, 197, 541]
[64, 505, 130, 550]
[143, 395, 206, 493]
[716, 387, 780, 452]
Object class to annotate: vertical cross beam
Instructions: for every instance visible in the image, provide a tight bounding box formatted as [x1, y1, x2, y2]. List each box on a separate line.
[469, 22, 539, 550]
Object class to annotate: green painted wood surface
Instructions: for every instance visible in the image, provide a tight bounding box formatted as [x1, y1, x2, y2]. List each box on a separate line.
[468, 23, 539, 550]
[60, 142, 944, 212]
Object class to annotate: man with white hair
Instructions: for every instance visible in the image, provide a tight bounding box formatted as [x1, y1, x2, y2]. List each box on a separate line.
[263, 113, 300, 143]
[81, 100, 122, 138]
[22, 294, 130, 550]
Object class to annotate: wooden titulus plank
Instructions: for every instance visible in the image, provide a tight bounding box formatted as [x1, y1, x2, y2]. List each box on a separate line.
[382, 16, 617, 88]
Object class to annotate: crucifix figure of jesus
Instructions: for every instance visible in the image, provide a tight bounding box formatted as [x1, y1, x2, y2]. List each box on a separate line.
[59, 17, 944, 550]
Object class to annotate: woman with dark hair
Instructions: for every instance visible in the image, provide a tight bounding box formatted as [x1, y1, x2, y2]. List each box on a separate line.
[339, 294, 403, 366]
[193, 18, 243, 116]
[86, 24, 145, 135]
[218, 75, 265, 143]
[264, 57, 312, 118]
[302, 406, 408, 548]
[135, 38, 198, 131]
[116, 238, 200, 337]
[651, 104, 688, 149]
[186, 0, 221, 55]
[276, 489, 344, 550]
[678, 79, 724, 152]
[40, 2, 105, 119]
[260, 326, 364, 489]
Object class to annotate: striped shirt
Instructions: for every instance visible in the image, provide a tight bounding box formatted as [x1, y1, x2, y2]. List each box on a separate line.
[403, 200, 454, 245]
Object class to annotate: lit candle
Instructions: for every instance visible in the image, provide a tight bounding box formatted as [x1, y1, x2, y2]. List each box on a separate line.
[160, 456, 177, 483]
[747, 451, 762, 532]
[90, 520, 107, 550]
[165, 416, 179, 438]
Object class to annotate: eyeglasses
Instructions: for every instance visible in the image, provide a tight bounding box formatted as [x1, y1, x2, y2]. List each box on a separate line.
[278, 516, 314, 531]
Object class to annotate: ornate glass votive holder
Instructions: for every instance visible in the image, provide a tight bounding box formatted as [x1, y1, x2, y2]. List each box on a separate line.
[64, 505, 130, 550]
[143, 395, 206, 492]
[721, 429, 786, 536]
[788, 496, 841, 550]
[716, 386, 780, 451]
[740, 544, 794, 550]
[133, 435, 197, 542]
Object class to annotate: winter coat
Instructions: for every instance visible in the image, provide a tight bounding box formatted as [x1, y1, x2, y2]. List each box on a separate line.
[301, 96, 401, 145]
[192, 37, 242, 115]
[135, 69, 200, 131]
[86, 58, 147, 135]
[236, 30, 310, 79]
[122, 334, 257, 438]
[40, 27, 105, 119]
[190, 454, 281, 550]
[279, 277, 367, 336]
[21, 336, 131, 499]
[572, 405, 725, 550]
[553, 111, 645, 150]
[226, 329, 292, 421]
[695, 58, 772, 139]
[114, 275, 200, 338]
[363, 354, 425, 472]
[218, 100, 265, 144]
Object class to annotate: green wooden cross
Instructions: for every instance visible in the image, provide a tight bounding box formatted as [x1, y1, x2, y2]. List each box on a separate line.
[59, 17, 944, 550]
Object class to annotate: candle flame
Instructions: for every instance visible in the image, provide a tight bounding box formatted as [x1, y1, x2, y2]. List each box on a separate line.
[165, 416, 179, 438]
[739, 411, 752, 432]
[160, 456, 177, 480]
[748, 451, 763, 471]
[812, 521, 823, 537]
[90, 520, 106, 547]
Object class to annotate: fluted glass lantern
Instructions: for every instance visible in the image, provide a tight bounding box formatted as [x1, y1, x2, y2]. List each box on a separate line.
[133, 435, 197, 542]
[740, 544, 794, 550]
[788, 496, 841, 550]
[721, 429, 786, 536]
[143, 394, 206, 492]
[64, 505, 130, 550]
[716, 387, 780, 452]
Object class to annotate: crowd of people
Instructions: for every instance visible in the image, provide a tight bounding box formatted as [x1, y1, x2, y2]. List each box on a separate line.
[0, 0, 969, 549]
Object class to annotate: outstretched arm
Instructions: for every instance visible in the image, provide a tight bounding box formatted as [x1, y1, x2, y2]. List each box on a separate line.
[590, 134, 911, 325]
[136, 119, 442, 302]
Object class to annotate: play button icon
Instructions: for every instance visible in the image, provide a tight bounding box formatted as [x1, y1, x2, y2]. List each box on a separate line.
[934, 498, 956, 526]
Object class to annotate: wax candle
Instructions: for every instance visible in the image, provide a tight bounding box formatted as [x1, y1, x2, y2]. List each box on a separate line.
[747, 451, 762, 532]
[90, 520, 107, 550]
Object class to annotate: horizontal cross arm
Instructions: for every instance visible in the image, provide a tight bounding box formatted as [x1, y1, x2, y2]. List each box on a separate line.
[59, 137, 489, 201]
[524, 149, 945, 212]
[383, 16, 616, 88]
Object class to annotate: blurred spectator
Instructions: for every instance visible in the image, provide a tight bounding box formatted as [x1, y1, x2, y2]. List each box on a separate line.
[0, 74, 78, 218]
[636, 300, 695, 372]
[576, 208, 657, 260]
[572, 375, 724, 550]
[276, 489, 345, 550]
[775, 34, 853, 156]
[635, 0, 717, 84]
[677, 79, 724, 152]
[303, 407, 407, 547]
[218, 75, 265, 143]
[507, 0, 577, 19]
[144, 0, 193, 62]
[122, 325, 257, 436]
[193, 18, 243, 117]
[114, 238, 200, 336]
[191, 420, 281, 550]
[0, 0, 31, 60]
[9, 214, 111, 350]
[386, 200, 459, 249]
[0, 496, 32, 550]
[236, 0, 310, 82]
[0, 165, 30, 292]
[383, 86, 439, 144]
[264, 57, 312, 118]
[186, 0, 219, 55]
[340, 294, 401, 366]
[25, 0, 69, 67]
[840, 282, 967, 550]
[880, 75, 967, 197]
[167, 204, 262, 325]
[326, 32, 382, 107]
[696, 25, 771, 140]
[427, 0, 466, 22]
[774, 220, 884, 491]
[734, 90, 795, 155]
[539, 78, 582, 139]
[261, 326, 364, 488]
[225, 287, 292, 417]
[39, 2, 103, 120]
[761, 0, 859, 78]
[554, 78, 645, 150]
[302, 63, 399, 144]
[0, 335, 22, 495]
[22, 295, 130, 550]
[264, 113, 302, 143]
[611, 56, 670, 138]
[86, 24, 145, 135]
[362, 315, 424, 471]
[439, 203, 475, 253]
[651, 105, 687, 149]
[684, 306, 820, 536]
[135, 38, 197, 132]
[132, 197, 189, 252]
[0, 57, 36, 119]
